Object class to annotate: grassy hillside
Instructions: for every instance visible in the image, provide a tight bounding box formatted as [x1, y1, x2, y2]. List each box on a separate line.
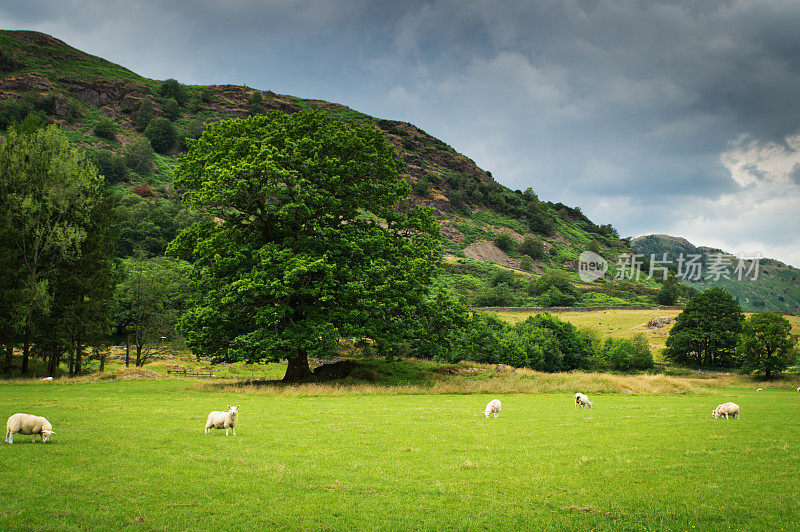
[632, 234, 800, 312]
[1, 29, 663, 307]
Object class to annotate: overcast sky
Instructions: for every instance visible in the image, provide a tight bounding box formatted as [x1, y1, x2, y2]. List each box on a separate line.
[3, 0, 799, 266]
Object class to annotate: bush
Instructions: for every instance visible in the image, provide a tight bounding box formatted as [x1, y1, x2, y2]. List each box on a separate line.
[519, 236, 544, 259]
[413, 177, 431, 197]
[595, 334, 653, 371]
[93, 118, 117, 140]
[449, 190, 468, 212]
[122, 137, 156, 174]
[473, 285, 517, 307]
[519, 256, 534, 272]
[144, 118, 177, 153]
[537, 286, 576, 307]
[159, 79, 187, 106]
[163, 98, 180, 121]
[494, 233, 516, 252]
[528, 269, 578, 297]
[93, 149, 127, 183]
[248, 92, 264, 116]
[490, 269, 517, 287]
[135, 98, 154, 132]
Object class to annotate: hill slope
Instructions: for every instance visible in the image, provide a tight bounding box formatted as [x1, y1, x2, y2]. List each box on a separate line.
[0, 29, 661, 307]
[632, 234, 800, 312]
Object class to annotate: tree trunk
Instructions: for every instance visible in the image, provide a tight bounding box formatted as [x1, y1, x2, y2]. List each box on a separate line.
[21, 319, 31, 374]
[75, 343, 82, 376]
[283, 351, 313, 382]
[3, 331, 13, 374]
[125, 333, 130, 367]
[99, 351, 106, 373]
[136, 343, 142, 367]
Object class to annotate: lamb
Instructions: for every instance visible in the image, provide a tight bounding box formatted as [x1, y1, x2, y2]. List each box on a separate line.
[757, 388, 762, 392]
[41, 377, 53, 381]
[712, 402, 740, 419]
[574, 393, 593, 408]
[205, 405, 239, 435]
[5, 413, 56, 444]
[484, 399, 501, 418]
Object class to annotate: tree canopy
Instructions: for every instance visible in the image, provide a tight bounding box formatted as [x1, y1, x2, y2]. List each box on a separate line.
[169, 110, 442, 381]
[737, 312, 797, 378]
[664, 287, 744, 367]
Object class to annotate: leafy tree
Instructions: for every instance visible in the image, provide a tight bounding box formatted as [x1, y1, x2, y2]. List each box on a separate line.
[737, 312, 797, 378]
[664, 288, 744, 367]
[163, 98, 180, 121]
[114, 253, 192, 366]
[449, 189, 468, 212]
[519, 256, 534, 272]
[519, 235, 544, 259]
[159, 78, 187, 106]
[135, 97, 154, 132]
[122, 137, 156, 174]
[169, 111, 442, 381]
[656, 273, 679, 305]
[248, 92, 264, 116]
[93, 149, 127, 184]
[144, 117, 177, 153]
[493, 233, 516, 252]
[528, 269, 578, 299]
[0, 126, 107, 374]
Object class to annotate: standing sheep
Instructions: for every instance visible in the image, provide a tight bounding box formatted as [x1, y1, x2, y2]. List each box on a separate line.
[484, 399, 501, 418]
[205, 405, 239, 435]
[712, 402, 740, 419]
[6, 413, 56, 444]
[574, 393, 593, 408]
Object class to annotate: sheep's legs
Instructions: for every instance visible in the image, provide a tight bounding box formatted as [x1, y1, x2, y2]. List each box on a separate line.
[225, 428, 229, 436]
[232, 427, 236, 436]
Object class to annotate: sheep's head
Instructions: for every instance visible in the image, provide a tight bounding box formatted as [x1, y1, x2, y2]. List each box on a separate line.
[41, 430, 56, 443]
[587, 401, 593, 408]
[712, 410, 720, 419]
[227, 405, 239, 416]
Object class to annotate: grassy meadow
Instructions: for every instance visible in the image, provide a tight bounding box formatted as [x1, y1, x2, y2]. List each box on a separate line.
[2, 377, 800, 530]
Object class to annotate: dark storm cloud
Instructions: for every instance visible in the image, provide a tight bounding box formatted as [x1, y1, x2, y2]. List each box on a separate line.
[1, 0, 799, 264]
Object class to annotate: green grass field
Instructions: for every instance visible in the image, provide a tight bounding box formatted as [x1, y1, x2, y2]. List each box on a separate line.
[2, 379, 799, 530]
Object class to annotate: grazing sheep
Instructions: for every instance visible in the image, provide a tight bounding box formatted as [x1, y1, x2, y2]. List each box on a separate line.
[574, 393, 593, 408]
[712, 402, 740, 420]
[757, 388, 762, 392]
[41, 377, 53, 381]
[484, 399, 501, 418]
[205, 405, 239, 435]
[5, 413, 56, 444]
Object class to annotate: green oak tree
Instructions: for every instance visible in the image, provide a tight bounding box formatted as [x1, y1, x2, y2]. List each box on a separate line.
[169, 110, 441, 381]
[664, 287, 744, 367]
[737, 312, 797, 378]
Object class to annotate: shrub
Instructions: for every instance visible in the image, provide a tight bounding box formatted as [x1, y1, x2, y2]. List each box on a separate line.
[528, 269, 578, 298]
[494, 233, 516, 252]
[537, 286, 576, 307]
[93, 118, 117, 140]
[248, 92, 264, 116]
[200, 87, 213, 103]
[135, 98, 154, 132]
[163, 98, 180, 121]
[490, 269, 517, 287]
[473, 285, 517, 307]
[413, 177, 431, 197]
[93, 149, 127, 183]
[519, 236, 544, 259]
[519, 256, 534, 272]
[144, 117, 177, 153]
[449, 190, 468, 212]
[122, 137, 156, 174]
[596, 334, 654, 371]
[159, 78, 187, 106]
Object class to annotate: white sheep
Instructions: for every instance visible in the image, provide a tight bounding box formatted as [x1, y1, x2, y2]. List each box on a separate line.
[5, 413, 56, 444]
[757, 388, 762, 392]
[712, 402, 740, 419]
[484, 399, 501, 418]
[41, 377, 53, 381]
[574, 392, 593, 408]
[205, 405, 239, 435]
